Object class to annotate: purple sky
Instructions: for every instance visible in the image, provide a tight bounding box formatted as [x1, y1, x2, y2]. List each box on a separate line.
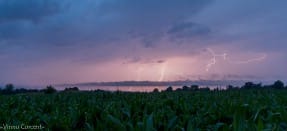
[0, 0, 287, 86]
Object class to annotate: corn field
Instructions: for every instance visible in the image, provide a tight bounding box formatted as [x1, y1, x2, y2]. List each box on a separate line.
[0, 90, 287, 130]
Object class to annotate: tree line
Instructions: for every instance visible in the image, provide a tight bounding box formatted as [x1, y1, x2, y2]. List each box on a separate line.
[157, 80, 286, 92]
[0, 80, 286, 95]
[0, 84, 79, 95]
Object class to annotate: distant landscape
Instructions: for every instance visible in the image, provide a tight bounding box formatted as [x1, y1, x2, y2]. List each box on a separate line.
[0, 80, 287, 130]
[61, 80, 246, 87]
[0, 80, 285, 94]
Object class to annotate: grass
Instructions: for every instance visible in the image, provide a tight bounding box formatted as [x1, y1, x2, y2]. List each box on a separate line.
[0, 90, 287, 130]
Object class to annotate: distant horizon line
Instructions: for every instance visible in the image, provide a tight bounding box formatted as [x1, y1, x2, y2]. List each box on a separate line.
[57, 79, 274, 87]
[0, 79, 283, 89]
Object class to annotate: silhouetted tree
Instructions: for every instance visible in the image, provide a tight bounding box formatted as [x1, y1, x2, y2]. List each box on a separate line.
[242, 82, 261, 89]
[153, 88, 159, 93]
[227, 85, 234, 90]
[199, 87, 210, 91]
[273, 80, 284, 89]
[64, 87, 80, 92]
[227, 85, 240, 90]
[214, 87, 220, 91]
[165, 86, 173, 92]
[242, 82, 254, 89]
[175, 88, 182, 91]
[15, 88, 27, 93]
[182, 86, 190, 91]
[191, 85, 199, 91]
[44, 85, 57, 94]
[5, 84, 14, 91]
[3, 84, 14, 94]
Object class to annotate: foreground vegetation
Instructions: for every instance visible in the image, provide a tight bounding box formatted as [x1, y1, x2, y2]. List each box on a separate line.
[0, 87, 287, 130]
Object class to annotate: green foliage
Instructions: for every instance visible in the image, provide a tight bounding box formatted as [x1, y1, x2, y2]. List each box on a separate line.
[0, 90, 287, 130]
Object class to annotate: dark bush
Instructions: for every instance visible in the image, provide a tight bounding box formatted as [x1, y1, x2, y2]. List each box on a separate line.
[153, 88, 159, 93]
[191, 85, 199, 91]
[175, 88, 182, 91]
[2, 83, 15, 94]
[165, 86, 173, 92]
[44, 85, 57, 94]
[242, 82, 262, 89]
[199, 87, 210, 91]
[273, 80, 284, 89]
[182, 86, 190, 91]
[64, 87, 80, 92]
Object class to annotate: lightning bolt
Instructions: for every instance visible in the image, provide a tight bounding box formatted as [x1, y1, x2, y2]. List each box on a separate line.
[206, 48, 227, 72]
[228, 54, 267, 64]
[136, 67, 144, 81]
[158, 63, 167, 81]
[206, 57, 216, 72]
[206, 48, 267, 71]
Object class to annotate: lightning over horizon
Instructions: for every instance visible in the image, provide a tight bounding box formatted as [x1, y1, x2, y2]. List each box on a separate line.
[136, 67, 144, 81]
[0, 0, 286, 85]
[206, 48, 227, 72]
[158, 62, 168, 82]
[205, 48, 267, 72]
[228, 54, 267, 64]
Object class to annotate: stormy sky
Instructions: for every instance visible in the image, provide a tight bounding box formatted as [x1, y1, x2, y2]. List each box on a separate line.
[0, 0, 286, 86]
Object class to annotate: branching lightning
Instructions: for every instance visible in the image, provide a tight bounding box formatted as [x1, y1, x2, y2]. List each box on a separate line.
[228, 54, 267, 64]
[158, 63, 168, 82]
[206, 48, 227, 72]
[206, 48, 267, 72]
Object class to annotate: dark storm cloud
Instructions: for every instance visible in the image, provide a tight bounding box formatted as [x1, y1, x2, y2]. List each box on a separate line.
[96, 0, 213, 48]
[167, 22, 211, 40]
[0, 0, 62, 23]
[0, 0, 212, 41]
[194, 0, 287, 51]
[0, 0, 214, 63]
[123, 56, 166, 64]
[0, 0, 66, 46]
